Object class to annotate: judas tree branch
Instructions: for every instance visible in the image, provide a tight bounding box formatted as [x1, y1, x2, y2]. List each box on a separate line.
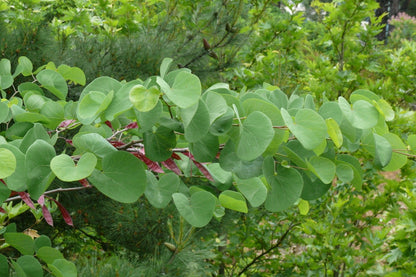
[5, 186, 92, 203]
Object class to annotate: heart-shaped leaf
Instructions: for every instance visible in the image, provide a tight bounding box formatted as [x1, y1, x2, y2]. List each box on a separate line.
[237, 111, 274, 161]
[72, 133, 116, 158]
[172, 191, 217, 227]
[219, 190, 248, 213]
[36, 69, 68, 100]
[307, 156, 336, 184]
[338, 97, 379, 129]
[48, 259, 77, 277]
[88, 151, 146, 203]
[51, 152, 97, 182]
[202, 91, 228, 124]
[129, 85, 160, 112]
[182, 100, 210, 142]
[235, 177, 267, 207]
[163, 71, 201, 108]
[145, 172, 180, 208]
[77, 90, 114, 124]
[37, 246, 64, 264]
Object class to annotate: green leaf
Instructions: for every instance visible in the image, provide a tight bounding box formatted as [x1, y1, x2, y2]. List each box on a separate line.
[16, 255, 43, 277]
[40, 101, 65, 129]
[164, 71, 201, 108]
[203, 91, 228, 124]
[20, 123, 51, 153]
[375, 99, 395, 121]
[337, 155, 363, 190]
[263, 157, 304, 211]
[300, 171, 331, 200]
[57, 64, 86, 85]
[72, 133, 116, 158]
[48, 259, 77, 277]
[209, 107, 233, 136]
[105, 80, 142, 121]
[0, 58, 13, 89]
[143, 126, 176, 162]
[77, 90, 114, 124]
[0, 144, 27, 191]
[336, 161, 354, 183]
[319, 101, 344, 124]
[26, 140, 56, 199]
[0, 101, 9, 123]
[51, 152, 97, 182]
[237, 111, 274, 161]
[36, 69, 68, 100]
[0, 148, 16, 179]
[16, 56, 33, 77]
[298, 199, 310, 215]
[219, 190, 248, 213]
[408, 134, 416, 153]
[145, 172, 180, 209]
[362, 133, 392, 167]
[160, 57, 173, 79]
[37, 246, 64, 264]
[0, 254, 8, 277]
[182, 100, 210, 142]
[189, 133, 219, 162]
[281, 108, 327, 150]
[235, 177, 267, 207]
[79, 76, 121, 101]
[350, 89, 380, 103]
[4, 233, 34, 255]
[129, 85, 160, 112]
[338, 97, 379, 129]
[382, 133, 408, 171]
[88, 151, 146, 203]
[0, 184, 10, 205]
[307, 156, 336, 184]
[34, 235, 51, 251]
[326, 118, 343, 148]
[172, 191, 217, 227]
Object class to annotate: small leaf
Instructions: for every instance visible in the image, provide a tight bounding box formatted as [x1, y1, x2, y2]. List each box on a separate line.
[0, 148, 16, 179]
[326, 118, 343, 148]
[219, 190, 248, 213]
[145, 172, 180, 208]
[37, 246, 64, 264]
[298, 199, 309, 215]
[48, 259, 77, 277]
[51, 152, 97, 182]
[129, 85, 160, 112]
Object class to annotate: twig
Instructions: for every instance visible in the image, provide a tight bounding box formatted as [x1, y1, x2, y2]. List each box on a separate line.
[5, 186, 91, 203]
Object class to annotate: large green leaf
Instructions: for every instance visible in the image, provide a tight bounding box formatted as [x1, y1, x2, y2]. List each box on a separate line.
[40, 101, 65, 129]
[129, 85, 160, 112]
[51, 152, 97, 182]
[163, 71, 201, 108]
[307, 156, 336, 184]
[0, 58, 13, 89]
[36, 69, 68, 100]
[338, 97, 379, 129]
[0, 144, 27, 191]
[382, 133, 408, 171]
[48, 259, 77, 277]
[235, 177, 267, 207]
[281, 108, 327, 150]
[219, 190, 248, 213]
[263, 157, 303, 211]
[72, 133, 116, 158]
[237, 111, 274, 161]
[145, 172, 180, 208]
[4, 233, 34, 255]
[172, 191, 217, 227]
[0, 148, 16, 179]
[337, 155, 363, 190]
[143, 126, 176, 162]
[182, 100, 210, 143]
[79, 76, 121, 101]
[88, 151, 146, 203]
[19, 123, 51, 153]
[77, 90, 114, 125]
[26, 140, 56, 200]
[136, 100, 163, 132]
[202, 91, 228, 124]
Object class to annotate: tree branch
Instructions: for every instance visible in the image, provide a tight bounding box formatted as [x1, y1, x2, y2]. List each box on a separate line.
[5, 186, 92, 203]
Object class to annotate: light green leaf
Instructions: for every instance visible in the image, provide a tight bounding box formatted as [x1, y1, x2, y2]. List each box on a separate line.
[129, 85, 160, 112]
[17, 56, 33, 77]
[307, 156, 336, 184]
[0, 58, 13, 89]
[105, 80, 142, 121]
[48, 259, 77, 277]
[16, 255, 43, 277]
[172, 191, 217, 227]
[164, 71, 201, 108]
[0, 148, 16, 179]
[338, 97, 379, 129]
[160, 57, 173, 79]
[51, 152, 97, 182]
[219, 190, 248, 213]
[337, 155, 363, 190]
[36, 69, 68, 100]
[37, 246, 64, 264]
[182, 100, 210, 142]
[281, 108, 327, 150]
[145, 172, 180, 209]
[326, 118, 343, 148]
[77, 90, 114, 125]
[203, 91, 228, 124]
[0, 102, 9, 123]
[382, 133, 408, 171]
[72, 133, 116, 158]
[237, 111, 274, 161]
[408, 134, 416, 153]
[209, 107, 233, 136]
[79, 76, 121, 101]
[336, 161, 354, 183]
[189, 133, 219, 162]
[88, 151, 146, 203]
[57, 64, 86, 85]
[298, 199, 309, 215]
[0, 144, 27, 191]
[235, 177, 267, 207]
[40, 101, 65, 129]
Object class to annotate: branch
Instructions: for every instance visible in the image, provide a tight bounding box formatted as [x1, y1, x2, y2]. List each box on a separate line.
[5, 186, 91, 203]
[237, 222, 299, 276]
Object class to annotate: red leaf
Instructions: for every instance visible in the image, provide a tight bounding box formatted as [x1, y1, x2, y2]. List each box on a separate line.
[42, 205, 54, 226]
[66, 139, 73, 146]
[50, 198, 73, 226]
[18, 192, 36, 209]
[133, 151, 164, 173]
[37, 195, 45, 205]
[0, 179, 5, 185]
[183, 151, 214, 182]
[0, 207, 7, 214]
[105, 120, 113, 129]
[125, 122, 138, 129]
[58, 119, 76, 129]
[171, 153, 182, 160]
[79, 179, 91, 187]
[161, 159, 182, 175]
[110, 141, 125, 147]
